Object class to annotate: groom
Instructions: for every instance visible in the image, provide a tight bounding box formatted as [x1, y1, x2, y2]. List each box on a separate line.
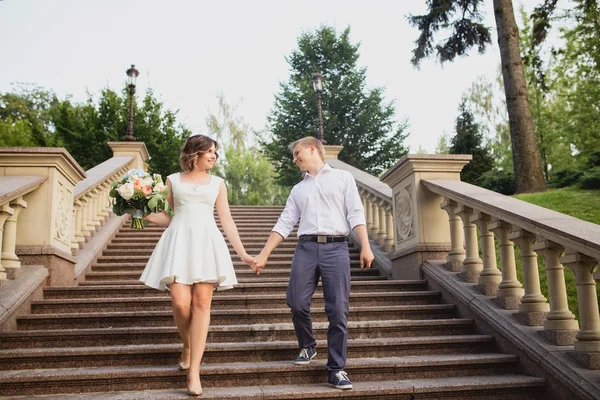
[253, 136, 374, 390]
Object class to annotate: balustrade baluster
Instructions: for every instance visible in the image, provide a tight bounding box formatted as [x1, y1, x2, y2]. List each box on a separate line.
[471, 212, 501, 295]
[454, 204, 482, 283]
[2, 198, 26, 279]
[489, 220, 523, 310]
[440, 198, 465, 272]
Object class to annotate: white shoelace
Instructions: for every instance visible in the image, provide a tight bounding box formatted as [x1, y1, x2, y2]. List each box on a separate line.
[334, 371, 350, 382]
[299, 348, 310, 359]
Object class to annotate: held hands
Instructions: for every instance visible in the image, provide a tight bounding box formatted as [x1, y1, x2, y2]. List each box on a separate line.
[252, 251, 268, 275]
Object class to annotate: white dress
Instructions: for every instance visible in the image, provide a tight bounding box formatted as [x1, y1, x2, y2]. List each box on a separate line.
[140, 172, 238, 291]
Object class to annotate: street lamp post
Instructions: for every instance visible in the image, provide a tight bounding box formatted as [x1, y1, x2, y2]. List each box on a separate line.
[124, 64, 140, 142]
[312, 72, 327, 144]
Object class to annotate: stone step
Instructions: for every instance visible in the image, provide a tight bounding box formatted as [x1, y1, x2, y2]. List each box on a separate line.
[109, 237, 300, 244]
[0, 375, 548, 400]
[115, 228, 293, 236]
[0, 355, 536, 397]
[0, 336, 499, 370]
[75, 275, 389, 286]
[30, 291, 441, 313]
[17, 304, 457, 330]
[95, 253, 362, 263]
[101, 245, 327, 255]
[0, 319, 474, 349]
[83, 267, 381, 281]
[42, 280, 427, 299]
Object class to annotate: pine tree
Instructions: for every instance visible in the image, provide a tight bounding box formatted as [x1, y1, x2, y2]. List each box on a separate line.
[450, 99, 494, 184]
[263, 26, 409, 187]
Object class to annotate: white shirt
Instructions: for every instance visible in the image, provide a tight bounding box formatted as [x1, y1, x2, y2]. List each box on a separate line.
[272, 163, 366, 239]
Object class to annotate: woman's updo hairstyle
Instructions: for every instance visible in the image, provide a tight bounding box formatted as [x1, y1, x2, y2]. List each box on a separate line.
[179, 134, 219, 172]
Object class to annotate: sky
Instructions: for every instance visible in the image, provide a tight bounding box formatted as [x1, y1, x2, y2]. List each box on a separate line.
[0, 0, 531, 153]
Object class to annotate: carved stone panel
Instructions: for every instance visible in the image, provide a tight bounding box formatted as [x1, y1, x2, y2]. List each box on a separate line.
[54, 182, 72, 245]
[394, 184, 415, 245]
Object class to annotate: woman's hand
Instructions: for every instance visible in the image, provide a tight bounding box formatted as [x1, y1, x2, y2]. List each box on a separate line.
[240, 253, 256, 268]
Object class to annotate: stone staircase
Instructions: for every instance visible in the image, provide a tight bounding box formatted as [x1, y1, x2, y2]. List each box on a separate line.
[0, 206, 547, 399]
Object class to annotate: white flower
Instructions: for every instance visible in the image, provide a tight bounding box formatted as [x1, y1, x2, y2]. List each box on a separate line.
[153, 173, 162, 180]
[153, 182, 166, 194]
[141, 177, 154, 187]
[117, 182, 135, 200]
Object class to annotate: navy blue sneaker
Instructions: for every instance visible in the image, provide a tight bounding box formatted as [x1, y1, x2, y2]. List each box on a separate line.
[294, 347, 317, 365]
[328, 370, 353, 390]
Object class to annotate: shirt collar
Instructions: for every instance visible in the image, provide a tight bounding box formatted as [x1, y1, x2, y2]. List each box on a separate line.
[304, 163, 332, 179]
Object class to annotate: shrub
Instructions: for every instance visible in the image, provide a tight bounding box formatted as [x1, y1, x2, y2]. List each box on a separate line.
[578, 166, 600, 189]
[549, 169, 584, 188]
[478, 169, 516, 195]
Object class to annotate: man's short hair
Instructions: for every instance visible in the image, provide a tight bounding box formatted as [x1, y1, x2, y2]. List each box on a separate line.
[288, 136, 325, 161]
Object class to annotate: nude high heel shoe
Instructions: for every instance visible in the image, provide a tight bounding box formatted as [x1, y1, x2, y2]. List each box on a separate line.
[178, 360, 190, 370]
[187, 379, 203, 396]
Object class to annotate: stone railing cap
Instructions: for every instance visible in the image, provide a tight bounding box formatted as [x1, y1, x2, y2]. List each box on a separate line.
[0, 147, 86, 179]
[423, 179, 600, 257]
[74, 156, 134, 198]
[380, 154, 472, 183]
[0, 176, 47, 204]
[327, 158, 392, 200]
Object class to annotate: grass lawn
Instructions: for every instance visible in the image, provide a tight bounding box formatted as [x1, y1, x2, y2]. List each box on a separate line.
[514, 187, 600, 225]
[507, 187, 599, 321]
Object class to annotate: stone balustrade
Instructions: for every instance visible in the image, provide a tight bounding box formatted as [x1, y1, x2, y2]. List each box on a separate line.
[0, 176, 47, 283]
[324, 146, 395, 252]
[0, 142, 148, 287]
[421, 178, 600, 368]
[71, 155, 136, 253]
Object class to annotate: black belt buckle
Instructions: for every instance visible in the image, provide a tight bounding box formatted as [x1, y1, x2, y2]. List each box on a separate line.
[317, 235, 327, 244]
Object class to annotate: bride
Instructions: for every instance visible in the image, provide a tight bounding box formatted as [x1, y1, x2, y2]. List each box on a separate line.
[140, 134, 255, 396]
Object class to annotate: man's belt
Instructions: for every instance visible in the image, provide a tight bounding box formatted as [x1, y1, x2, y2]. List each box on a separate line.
[299, 235, 348, 243]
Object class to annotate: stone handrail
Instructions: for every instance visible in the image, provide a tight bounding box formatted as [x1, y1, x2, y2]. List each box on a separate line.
[71, 155, 134, 253]
[327, 157, 395, 252]
[422, 178, 600, 368]
[0, 176, 47, 280]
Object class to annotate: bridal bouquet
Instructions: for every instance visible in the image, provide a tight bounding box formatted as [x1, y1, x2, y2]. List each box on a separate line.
[109, 169, 172, 229]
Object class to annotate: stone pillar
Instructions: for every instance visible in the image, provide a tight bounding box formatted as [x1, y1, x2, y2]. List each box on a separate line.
[365, 196, 373, 238]
[2, 197, 26, 279]
[533, 240, 578, 346]
[471, 212, 502, 295]
[562, 252, 600, 369]
[510, 229, 549, 325]
[454, 204, 483, 283]
[384, 207, 394, 252]
[107, 142, 150, 171]
[370, 199, 380, 239]
[380, 155, 471, 280]
[0, 205, 14, 282]
[489, 220, 524, 310]
[377, 201, 387, 247]
[440, 198, 465, 272]
[323, 145, 344, 160]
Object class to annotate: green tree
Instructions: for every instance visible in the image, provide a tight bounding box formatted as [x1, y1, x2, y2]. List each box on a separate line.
[435, 132, 451, 154]
[0, 83, 58, 146]
[465, 72, 513, 172]
[409, 0, 547, 193]
[264, 26, 409, 186]
[206, 94, 289, 205]
[0, 85, 188, 178]
[450, 99, 494, 184]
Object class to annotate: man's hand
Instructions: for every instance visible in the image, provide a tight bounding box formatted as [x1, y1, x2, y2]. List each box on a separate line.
[360, 246, 374, 269]
[253, 251, 269, 274]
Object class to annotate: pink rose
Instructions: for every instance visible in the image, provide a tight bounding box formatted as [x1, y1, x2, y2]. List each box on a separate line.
[141, 186, 153, 196]
[133, 180, 142, 190]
